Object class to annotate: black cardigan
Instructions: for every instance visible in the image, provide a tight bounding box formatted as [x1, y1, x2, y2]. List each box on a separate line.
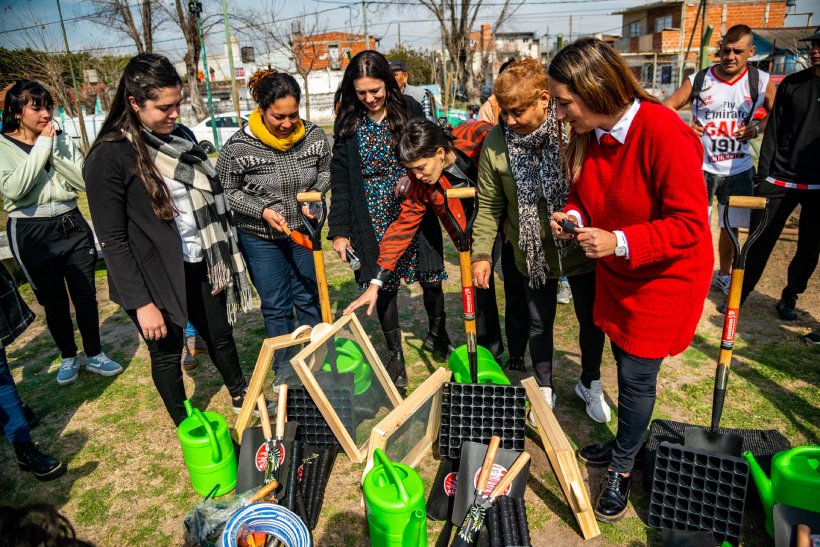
[327, 102, 444, 283]
[83, 133, 189, 329]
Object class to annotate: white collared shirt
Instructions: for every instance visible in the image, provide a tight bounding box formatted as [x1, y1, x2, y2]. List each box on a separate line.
[594, 99, 641, 144]
[164, 176, 203, 262]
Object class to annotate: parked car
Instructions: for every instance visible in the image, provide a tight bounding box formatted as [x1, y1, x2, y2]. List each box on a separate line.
[190, 111, 251, 153]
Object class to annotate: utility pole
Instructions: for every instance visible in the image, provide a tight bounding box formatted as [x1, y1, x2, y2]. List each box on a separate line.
[221, 0, 243, 128]
[569, 16, 573, 43]
[55, 0, 89, 154]
[189, 1, 219, 150]
[362, 0, 370, 49]
[398, 23, 401, 49]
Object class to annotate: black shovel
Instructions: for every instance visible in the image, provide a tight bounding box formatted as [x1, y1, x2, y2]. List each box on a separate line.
[684, 195, 769, 456]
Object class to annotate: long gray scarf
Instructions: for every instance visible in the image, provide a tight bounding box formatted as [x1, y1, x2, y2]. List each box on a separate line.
[503, 101, 573, 288]
[141, 128, 253, 324]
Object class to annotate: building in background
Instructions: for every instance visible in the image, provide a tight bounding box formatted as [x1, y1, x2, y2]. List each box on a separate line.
[613, 0, 787, 99]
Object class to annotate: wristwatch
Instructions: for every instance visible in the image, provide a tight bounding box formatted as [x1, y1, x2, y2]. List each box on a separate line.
[614, 230, 628, 258]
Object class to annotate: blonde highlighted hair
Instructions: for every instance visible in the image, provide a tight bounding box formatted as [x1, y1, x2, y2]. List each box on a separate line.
[548, 37, 658, 182]
[494, 58, 549, 110]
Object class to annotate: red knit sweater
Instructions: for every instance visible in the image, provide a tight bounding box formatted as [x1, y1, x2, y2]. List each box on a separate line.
[565, 101, 713, 359]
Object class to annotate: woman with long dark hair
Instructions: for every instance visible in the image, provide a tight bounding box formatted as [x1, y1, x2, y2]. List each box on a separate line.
[471, 58, 608, 426]
[84, 53, 253, 426]
[328, 50, 452, 388]
[548, 38, 712, 522]
[0, 80, 122, 386]
[217, 69, 329, 381]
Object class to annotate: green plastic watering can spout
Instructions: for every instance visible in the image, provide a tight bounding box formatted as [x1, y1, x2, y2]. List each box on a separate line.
[184, 399, 194, 417]
[743, 451, 773, 517]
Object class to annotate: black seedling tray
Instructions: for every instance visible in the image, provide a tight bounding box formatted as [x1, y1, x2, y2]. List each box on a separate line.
[648, 442, 749, 546]
[438, 383, 527, 459]
[487, 496, 532, 547]
[642, 419, 790, 492]
[287, 387, 354, 446]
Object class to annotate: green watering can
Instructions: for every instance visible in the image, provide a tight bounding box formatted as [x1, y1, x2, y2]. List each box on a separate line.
[363, 449, 427, 547]
[745, 445, 820, 537]
[321, 337, 372, 395]
[177, 400, 237, 497]
[448, 344, 510, 385]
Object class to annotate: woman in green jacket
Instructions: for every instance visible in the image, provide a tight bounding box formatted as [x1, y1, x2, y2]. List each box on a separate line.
[0, 80, 121, 387]
[471, 59, 608, 424]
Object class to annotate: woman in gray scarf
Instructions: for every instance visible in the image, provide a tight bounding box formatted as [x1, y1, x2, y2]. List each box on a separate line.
[470, 58, 608, 425]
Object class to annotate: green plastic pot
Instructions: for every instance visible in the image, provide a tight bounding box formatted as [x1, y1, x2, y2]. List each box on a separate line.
[177, 400, 236, 497]
[363, 449, 427, 547]
[321, 337, 372, 395]
[448, 344, 510, 385]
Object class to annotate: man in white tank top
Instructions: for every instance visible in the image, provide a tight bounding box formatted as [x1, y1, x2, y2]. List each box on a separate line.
[666, 24, 776, 296]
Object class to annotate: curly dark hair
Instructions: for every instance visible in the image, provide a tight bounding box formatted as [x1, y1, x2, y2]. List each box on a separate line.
[333, 50, 409, 141]
[0, 503, 95, 546]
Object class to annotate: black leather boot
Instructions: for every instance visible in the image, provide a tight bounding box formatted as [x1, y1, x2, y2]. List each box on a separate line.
[15, 441, 65, 481]
[578, 441, 613, 467]
[423, 314, 455, 357]
[594, 470, 632, 522]
[383, 329, 407, 388]
[776, 286, 798, 320]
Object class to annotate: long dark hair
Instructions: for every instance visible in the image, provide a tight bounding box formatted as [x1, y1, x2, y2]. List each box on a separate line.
[1, 80, 54, 134]
[88, 53, 182, 222]
[397, 119, 454, 164]
[248, 69, 301, 109]
[333, 50, 409, 140]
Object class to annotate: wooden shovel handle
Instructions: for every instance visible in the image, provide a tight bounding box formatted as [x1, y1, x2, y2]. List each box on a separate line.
[257, 395, 273, 439]
[445, 187, 476, 200]
[489, 451, 530, 500]
[728, 195, 767, 210]
[476, 436, 502, 494]
[247, 478, 280, 503]
[275, 385, 288, 438]
[296, 191, 322, 203]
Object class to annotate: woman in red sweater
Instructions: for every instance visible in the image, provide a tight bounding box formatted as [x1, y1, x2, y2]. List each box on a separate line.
[548, 38, 713, 522]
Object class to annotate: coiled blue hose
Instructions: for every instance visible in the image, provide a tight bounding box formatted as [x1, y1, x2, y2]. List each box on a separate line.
[220, 503, 310, 546]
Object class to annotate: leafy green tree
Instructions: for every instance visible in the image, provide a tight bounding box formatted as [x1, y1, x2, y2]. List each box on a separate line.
[385, 45, 435, 85]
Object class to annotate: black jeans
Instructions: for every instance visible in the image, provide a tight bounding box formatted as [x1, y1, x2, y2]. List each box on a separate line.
[376, 280, 445, 336]
[741, 181, 820, 303]
[610, 343, 663, 473]
[127, 261, 247, 426]
[476, 232, 503, 358]
[500, 240, 529, 359]
[7, 210, 101, 359]
[524, 269, 604, 388]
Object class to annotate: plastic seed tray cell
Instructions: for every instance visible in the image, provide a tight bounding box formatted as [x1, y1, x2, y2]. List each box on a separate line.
[439, 383, 527, 459]
[648, 442, 749, 546]
[287, 386, 353, 446]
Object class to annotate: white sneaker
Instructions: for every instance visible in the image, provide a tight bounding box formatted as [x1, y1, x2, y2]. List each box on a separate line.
[557, 279, 572, 305]
[527, 386, 556, 427]
[712, 273, 730, 295]
[56, 357, 80, 385]
[575, 380, 611, 423]
[85, 352, 123, 377]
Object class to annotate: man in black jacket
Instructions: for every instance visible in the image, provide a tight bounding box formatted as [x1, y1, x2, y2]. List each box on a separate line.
[740, 28, 820, 321]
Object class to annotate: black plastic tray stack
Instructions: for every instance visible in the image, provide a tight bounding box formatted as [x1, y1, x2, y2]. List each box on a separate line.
[487, 496, 531, 547]
[438, 384, 527, 459]
[287, 387, 353, 446]
[648, 441, 750, 546]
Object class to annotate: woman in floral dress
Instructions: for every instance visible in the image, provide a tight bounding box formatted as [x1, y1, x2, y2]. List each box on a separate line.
[328, 50, 452, 388]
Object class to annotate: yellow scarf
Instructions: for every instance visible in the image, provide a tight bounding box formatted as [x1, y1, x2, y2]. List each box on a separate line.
[248, 108, 305, 151]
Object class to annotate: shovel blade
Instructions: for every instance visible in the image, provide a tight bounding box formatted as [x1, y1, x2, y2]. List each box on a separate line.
[684, 426, 744, 457]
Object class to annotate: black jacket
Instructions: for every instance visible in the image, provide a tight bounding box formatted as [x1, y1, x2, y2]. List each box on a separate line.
[84, 131, 191, 329]
[327, 99, 444, 283]
[0, 264, 34, 349]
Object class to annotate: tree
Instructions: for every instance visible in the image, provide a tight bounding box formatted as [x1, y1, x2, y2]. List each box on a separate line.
[167, 0, 208, 120]
[87, 0, 161, 54]
[418, 0, 518, 102]
[385, 45, 434, 85]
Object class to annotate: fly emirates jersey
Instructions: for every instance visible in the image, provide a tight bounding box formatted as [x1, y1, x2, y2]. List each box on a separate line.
[689, 66, 769, 175]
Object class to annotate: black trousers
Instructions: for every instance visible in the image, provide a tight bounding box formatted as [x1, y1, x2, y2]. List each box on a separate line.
[7, 209, 101, 359]
[127, 261, 247, 426]
[741, 181, 820, 302]
[610, 343, 663, 473]
[524, 269, 604, 388]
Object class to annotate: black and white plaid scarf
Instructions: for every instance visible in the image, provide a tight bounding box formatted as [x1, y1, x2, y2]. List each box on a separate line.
[141, 128, 253, 324]
[503, 101, 574, 288]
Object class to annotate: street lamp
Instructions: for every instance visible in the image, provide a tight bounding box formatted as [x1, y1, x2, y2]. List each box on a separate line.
[189, 1, 220, 151]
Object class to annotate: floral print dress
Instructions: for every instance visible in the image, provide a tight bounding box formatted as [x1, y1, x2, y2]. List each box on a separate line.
[356, 115, 447, 291]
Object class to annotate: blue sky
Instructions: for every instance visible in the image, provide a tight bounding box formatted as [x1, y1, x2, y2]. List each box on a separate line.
[1, 0, 817, 62]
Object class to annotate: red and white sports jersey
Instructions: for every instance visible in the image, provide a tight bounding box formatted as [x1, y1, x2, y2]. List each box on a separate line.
[689, 66, 769, 176]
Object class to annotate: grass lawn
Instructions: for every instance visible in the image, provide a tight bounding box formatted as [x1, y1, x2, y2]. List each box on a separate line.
[1, 218, 817, 545]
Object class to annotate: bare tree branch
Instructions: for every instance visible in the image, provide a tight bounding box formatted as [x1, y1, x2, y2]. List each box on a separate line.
[85, 0, 161, 54]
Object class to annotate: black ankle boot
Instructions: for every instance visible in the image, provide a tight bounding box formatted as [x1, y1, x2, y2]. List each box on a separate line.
[383, 329, 407, 388]
[14, 441, 65, 481]
[776, 286, 798, 320]
[423, 314, 455, 357]
[594, 470, 632, 522]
